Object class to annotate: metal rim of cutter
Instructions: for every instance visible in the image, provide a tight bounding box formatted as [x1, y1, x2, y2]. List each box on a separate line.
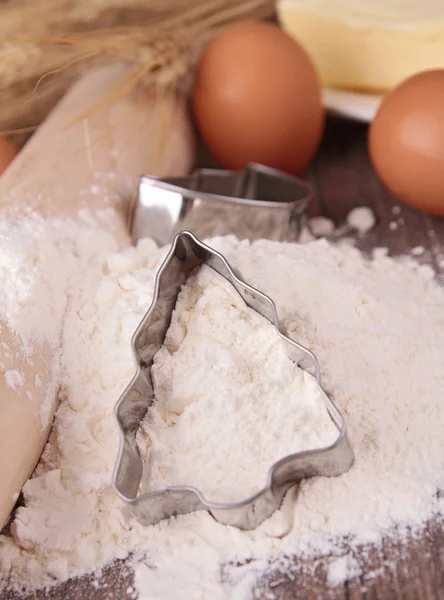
[112, 231, 354, 530]
[130, 162, 314, 246]
[138, 162, 313, 209]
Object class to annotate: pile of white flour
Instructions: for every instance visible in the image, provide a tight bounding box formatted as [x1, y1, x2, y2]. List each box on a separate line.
[141, 266, 338, 503]
[0, 213, 444, 599]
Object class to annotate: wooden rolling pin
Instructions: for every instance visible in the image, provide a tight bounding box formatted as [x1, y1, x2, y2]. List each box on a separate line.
[0, 64, 195, 528]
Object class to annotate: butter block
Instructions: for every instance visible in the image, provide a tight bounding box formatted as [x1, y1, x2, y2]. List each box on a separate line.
[278, 0, 444, 92]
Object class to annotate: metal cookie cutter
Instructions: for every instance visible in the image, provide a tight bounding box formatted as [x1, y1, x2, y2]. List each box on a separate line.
[112, 231, 354, 530]
[130, 162, 312, 246]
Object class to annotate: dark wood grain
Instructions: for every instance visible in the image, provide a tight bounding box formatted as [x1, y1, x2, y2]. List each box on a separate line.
[3, 116, 444, 600]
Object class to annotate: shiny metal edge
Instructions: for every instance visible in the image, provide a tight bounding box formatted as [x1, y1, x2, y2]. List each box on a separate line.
[130, 163, 313, 246]
[138, 162, 313, 210]
[112, 231, 354, 530]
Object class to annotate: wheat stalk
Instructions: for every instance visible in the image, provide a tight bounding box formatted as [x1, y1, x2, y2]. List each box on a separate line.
[0, 0, 275, 142]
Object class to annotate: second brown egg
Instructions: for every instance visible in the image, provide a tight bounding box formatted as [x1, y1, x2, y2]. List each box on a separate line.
[369, 70, 444, 216]
[192, 21, 324, 174]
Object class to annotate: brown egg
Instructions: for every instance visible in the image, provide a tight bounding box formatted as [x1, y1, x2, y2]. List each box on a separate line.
[192, 21, 324, 174]
[0, 136, 18, 176]
[369, 70, 444, 216]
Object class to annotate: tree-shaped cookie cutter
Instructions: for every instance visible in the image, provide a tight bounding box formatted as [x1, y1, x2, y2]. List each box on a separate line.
[112, 231, 354, 530]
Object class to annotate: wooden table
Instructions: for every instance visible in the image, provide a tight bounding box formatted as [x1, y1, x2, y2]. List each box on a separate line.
[3, 116, 444, 600]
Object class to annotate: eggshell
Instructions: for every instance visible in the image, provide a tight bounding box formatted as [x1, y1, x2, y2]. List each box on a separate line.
[369, 70, 444, 216]
[192, 21, 324, 174]
[0, 136, 18, 176]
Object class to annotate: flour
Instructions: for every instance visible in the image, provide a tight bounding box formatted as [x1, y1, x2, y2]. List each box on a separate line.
[1, 219, 444, 600]
[0, 218, 68, 350]
[4, 370, 24, 390]
[346, 206, 376, 233]
[327, 554, 362, 586]
[141, 266, 337, 502]
[307, 215, 335, 237]
[0, 213, 119, 430]
[0, 216, 115, 349]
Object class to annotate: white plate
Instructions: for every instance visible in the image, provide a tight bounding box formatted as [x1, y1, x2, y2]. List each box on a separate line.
[322, 88, 383, 123]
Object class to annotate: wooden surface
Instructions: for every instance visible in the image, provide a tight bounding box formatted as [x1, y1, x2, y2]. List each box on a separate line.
[3, 116, 444, 599]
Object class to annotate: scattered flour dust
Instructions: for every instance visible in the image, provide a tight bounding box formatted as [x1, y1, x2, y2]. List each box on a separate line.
[327, 554, 362, 586]
[346, 206, 376, 234]
[0, 214, 444, 600]
[4, 370, 24, 390]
